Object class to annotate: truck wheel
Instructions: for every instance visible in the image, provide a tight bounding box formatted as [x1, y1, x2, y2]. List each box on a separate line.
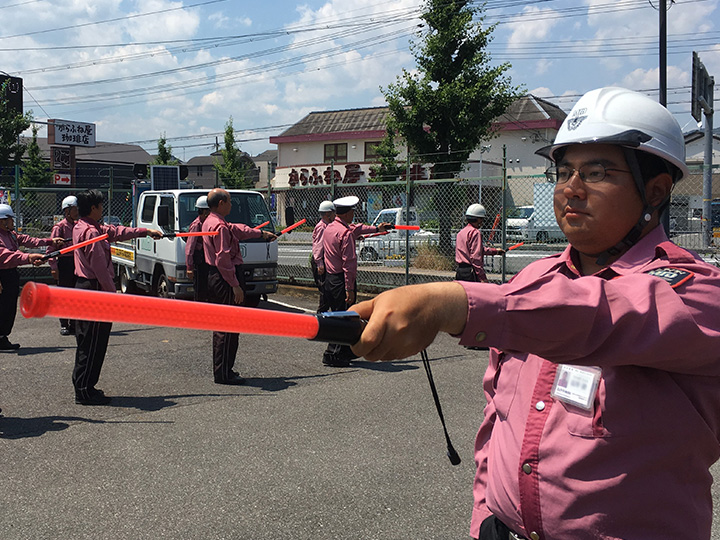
[536, 231, 549, 243]
[360, 247, 378, 261]
[243, 295, 261, 308]
[119, 267, 137, 294]
[154, 273, 170, 298]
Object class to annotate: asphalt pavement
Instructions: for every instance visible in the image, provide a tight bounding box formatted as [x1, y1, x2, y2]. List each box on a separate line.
[1, 286, 719, 539]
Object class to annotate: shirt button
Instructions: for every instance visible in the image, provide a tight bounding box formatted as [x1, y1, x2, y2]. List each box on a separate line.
[535, 401, 545, 411]
[474, 332, 486, 342]
[529, 533, 540, 540]
[522, 463, 532, 474]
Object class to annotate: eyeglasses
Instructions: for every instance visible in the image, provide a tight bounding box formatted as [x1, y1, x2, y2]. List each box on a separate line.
[545, 164, 632, 184]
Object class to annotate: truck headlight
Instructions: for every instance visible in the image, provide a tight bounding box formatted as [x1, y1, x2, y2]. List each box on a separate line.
[252, 267, 277, 279]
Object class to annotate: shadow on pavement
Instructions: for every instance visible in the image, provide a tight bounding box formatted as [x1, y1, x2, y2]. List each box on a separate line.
[0, 414, 171, 440]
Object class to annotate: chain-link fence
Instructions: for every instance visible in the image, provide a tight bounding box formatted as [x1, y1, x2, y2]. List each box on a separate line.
[5, 162, 719, 291]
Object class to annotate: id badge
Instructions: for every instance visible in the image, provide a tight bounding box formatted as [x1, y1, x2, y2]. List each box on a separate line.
[551, 365, 601, 411]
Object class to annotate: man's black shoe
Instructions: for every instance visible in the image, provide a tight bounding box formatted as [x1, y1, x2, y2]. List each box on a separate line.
[0, 337, 20, 350]
[215, 374, 246, 385]
[322, 359, 351, 367]
[75, 389, 111, 406]
[60, 327, 71, 336]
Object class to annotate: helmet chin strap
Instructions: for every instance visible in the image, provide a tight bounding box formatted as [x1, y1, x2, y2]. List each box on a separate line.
[594, 148, 661, 267]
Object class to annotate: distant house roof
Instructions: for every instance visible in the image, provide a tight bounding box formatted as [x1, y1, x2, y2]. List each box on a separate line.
[22, 137, 152, 165]
[684, 127, 720, 143]
[270, 95, 565, 144]
[253, 149, 277, 163]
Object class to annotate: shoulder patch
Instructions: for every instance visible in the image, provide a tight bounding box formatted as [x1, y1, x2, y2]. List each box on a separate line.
[646, 267, 694, 289]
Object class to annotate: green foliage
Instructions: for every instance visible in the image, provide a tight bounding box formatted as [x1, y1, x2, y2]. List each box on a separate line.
[150, 133, 178, 165]
[382, 0, 523, 254]
[369, 130, 405, 182]
[21, 124, 53, 187]
[213, 117, 254, 189]
[0, 80, 32, 167]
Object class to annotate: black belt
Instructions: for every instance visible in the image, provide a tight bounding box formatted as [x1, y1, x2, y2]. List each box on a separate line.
[458, 262, 472, 268]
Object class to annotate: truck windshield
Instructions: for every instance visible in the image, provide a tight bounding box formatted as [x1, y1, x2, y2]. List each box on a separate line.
[178, 192, 275, 233]
[507, 207, 534, 219]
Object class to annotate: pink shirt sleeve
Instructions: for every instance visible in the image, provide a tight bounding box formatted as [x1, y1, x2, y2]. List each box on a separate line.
[312, 221, 327, 267]
[340, 231, 357, 290]
[185, 218, 201, 270]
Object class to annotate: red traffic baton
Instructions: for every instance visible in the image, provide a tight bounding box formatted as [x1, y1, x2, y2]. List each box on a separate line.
[277, 218, 307, 236]
[253, 220, 271, 230]
[391, 225, 420, 230]
[20, 282, 364, 346]
[507, 242, 524, 251]
[163, 231, 219, 239]
[41, 233, 109, 260]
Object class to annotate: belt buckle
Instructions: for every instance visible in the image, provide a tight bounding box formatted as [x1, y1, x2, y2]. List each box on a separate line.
[509, 532, 526, 540]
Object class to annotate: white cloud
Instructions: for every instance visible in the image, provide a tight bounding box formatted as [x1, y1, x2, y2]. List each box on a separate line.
[506, 7, 562, 46]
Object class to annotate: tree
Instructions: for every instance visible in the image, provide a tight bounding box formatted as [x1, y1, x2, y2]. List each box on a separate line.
[0, 79, 32, 169]
[150, 133, 178, 165]
[382, 0, 522, 254]
[214, 117, 254, 189]
[21, 124, 53, 188]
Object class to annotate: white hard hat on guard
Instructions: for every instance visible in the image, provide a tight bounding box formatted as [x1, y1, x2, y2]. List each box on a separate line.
[195, 195, 209, 209]
[62, 195, 78, 210]
[318, 200, 335, 213]
[466, 203, 486, 218]
[0, 203, 16, 219]
[536, 86, 689, 181]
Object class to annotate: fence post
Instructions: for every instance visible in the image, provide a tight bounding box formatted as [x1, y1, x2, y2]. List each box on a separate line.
[501, 145, 508, 283]
[404, 154, 412, 285]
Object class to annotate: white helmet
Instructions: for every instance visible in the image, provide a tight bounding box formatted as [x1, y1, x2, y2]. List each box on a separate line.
[0, 203, 15, 219]
[62, 195, 78, 210]
[537, 87, 689, 181]
[466, 203, 486, 218]
[318, 200, 335, 213]
[195, 195, 209, 209]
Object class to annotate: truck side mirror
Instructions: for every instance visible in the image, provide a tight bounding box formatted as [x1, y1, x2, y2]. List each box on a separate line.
[157, 205, 170, 228]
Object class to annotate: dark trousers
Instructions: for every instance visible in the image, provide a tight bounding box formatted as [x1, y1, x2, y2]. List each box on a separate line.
[56, 256, 77, 329]
[207, 265, 244, 381]
[322, 272, 357, 363]
[192, 249, 210, 303]
[311, 258, 330, 313]
[0, 268, 20, 337]
[478, 516, 525, 540]
[455, 263, 478, 282]
[73, 278, 112, 399]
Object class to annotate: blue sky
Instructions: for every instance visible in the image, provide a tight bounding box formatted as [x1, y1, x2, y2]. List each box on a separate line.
[1, 0, 718, 160]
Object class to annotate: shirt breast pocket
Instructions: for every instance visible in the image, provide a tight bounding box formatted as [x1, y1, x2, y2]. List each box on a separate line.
[492, 353, 525, 421]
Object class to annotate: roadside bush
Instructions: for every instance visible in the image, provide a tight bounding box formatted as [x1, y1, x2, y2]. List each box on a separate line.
[413, 243, 454, 271]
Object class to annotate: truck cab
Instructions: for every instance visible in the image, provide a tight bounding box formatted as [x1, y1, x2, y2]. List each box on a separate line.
[359, 207, 437, 261]
[112, 189, 278, 306]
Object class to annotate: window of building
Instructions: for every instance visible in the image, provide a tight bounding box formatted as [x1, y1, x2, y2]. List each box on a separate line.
[364, 141, 381, 160]
[196, 166, 203, 177]
[324, 143, 347, 163]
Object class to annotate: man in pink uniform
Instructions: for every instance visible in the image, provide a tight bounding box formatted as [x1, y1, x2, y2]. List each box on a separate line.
[455, 203, 504, 283]
[311, 200, 335, 312]
[0, 203, 63, 350]
[185, 195, 211, 302]
[49, 195, 79, 335]
[202, 188, 276, 384]
[321, 195, 391, 367]
[73, 189, 162, 405]
[350, 88, 720, 539]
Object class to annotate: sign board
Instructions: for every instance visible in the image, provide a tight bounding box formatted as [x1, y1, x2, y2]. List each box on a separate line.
[0, 75, 22, 115]
[0, 188, 9, 205]
[48, 119, 96, 147]
[51, 147, 72, 169]
[150, 165, 180, 190]
[692, 52, 714, 122]
[53, 173, 72, 185]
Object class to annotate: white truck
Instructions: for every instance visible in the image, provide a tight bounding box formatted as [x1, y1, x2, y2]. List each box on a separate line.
[506, 182, 565, 243]
[357, 207, 437, 261]
[111, 188, 278, 306]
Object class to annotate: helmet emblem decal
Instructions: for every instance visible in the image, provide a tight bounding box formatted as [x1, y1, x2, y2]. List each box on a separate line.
[566, 108, 588, 131]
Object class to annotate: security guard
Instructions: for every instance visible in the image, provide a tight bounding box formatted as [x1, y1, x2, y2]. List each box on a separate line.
[0, 203, 63, 350]
[321, 195, 391, 366]
[202, 188, 276, 384]
[311, 200, 336, 312]
[50, 195, 79, 335]
[185, 195, 211, 302]
[455, 204, 504, 283]
[72, 189, 162, 405]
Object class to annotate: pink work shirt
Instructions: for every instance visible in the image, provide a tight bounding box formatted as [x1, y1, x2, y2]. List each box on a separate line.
[202, 211, 261, 288]
[73, 217, 148, 292]
[311, 218, 331, 268]
[455, 224, 500, 282]
[48, 218, 76, 271]
[184, 216, 203, 271]
[323, 218, 378, 290]
[0, 229, 54, 269]
[461, 225, 720, 540]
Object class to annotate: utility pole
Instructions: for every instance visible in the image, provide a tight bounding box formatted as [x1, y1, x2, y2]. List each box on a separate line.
[659, 0, 667, 106]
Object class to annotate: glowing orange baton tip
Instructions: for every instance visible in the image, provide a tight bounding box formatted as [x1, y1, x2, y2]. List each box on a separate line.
[278, 218, 307, 235]
[393, 225, 420, 231]
[20, 282, 364, 346]
[165, 231, 219, 238]
[253, 220, 271, 229]
[508, 242, 524, 251]
[42, 233, 109, 260]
